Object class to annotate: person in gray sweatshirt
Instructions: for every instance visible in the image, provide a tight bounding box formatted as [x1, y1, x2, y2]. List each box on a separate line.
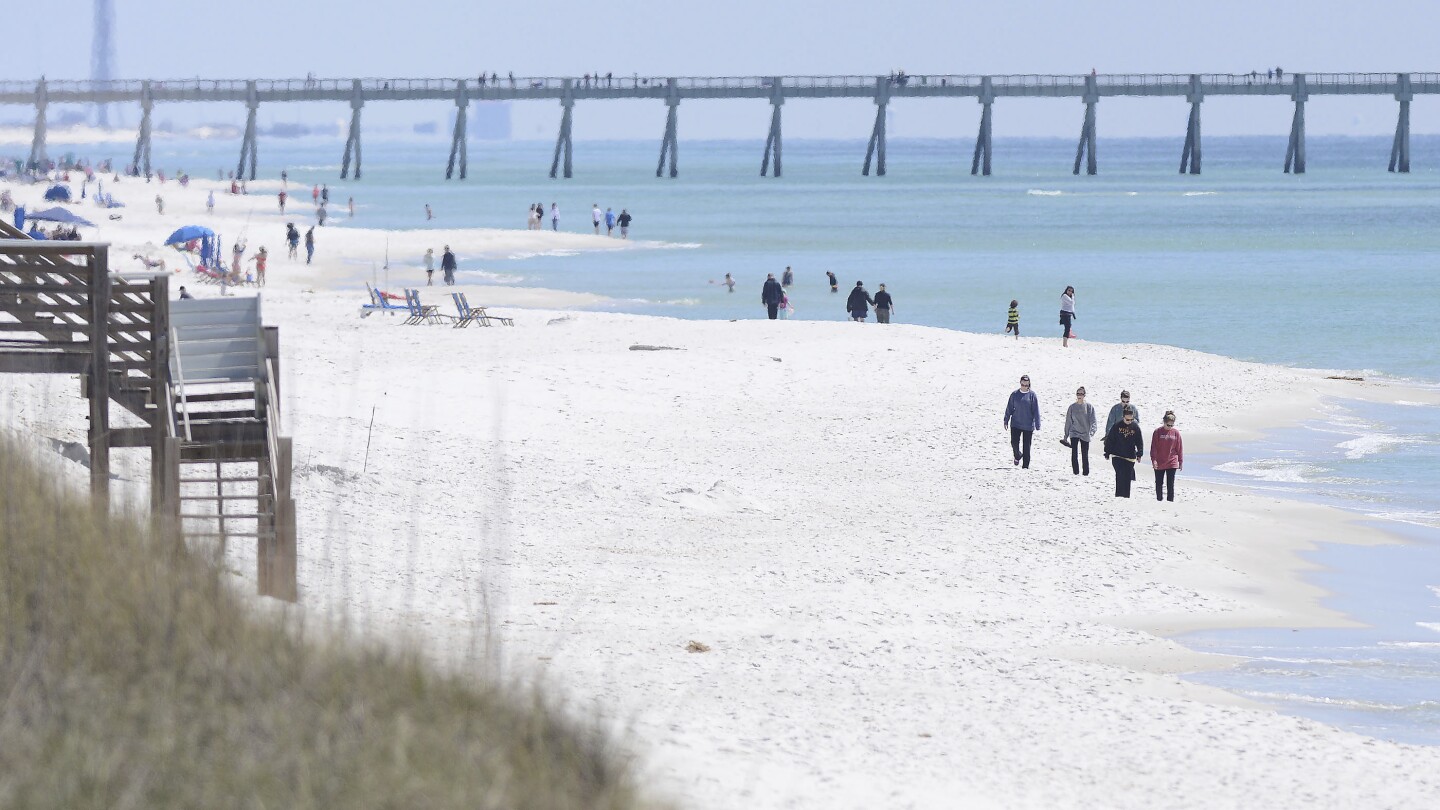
[1104, 389, 1140, 435]
[1061, 386, 1098, 475]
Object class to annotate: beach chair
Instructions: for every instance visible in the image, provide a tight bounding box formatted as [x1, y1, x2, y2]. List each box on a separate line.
[450, 292, 489, 328]
[361, 282, 407, 316]
[404, 289, 455, 325]
[458, 293, 513, 327]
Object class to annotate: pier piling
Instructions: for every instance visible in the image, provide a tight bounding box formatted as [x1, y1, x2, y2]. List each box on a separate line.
[1390, 73, 1412, 173]
[1284, 74, 1307, 174]
[132, 80, 152, 177]
[1179, 75, 1203, 174]
[28, 79, 47, 170]
[341, 79, 364, 180]
[863, 77, 890, 176]
[446, 80, 468, 180]
[550, 80, 574, 179]
[237, 81, 258, 181]
[971, 78, 994, 176]
[656, 79, 679, 178]
[1072, 76, 1098, 176]
[761, 79, 783, 177]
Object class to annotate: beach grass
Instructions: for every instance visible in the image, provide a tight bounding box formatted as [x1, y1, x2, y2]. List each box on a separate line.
[0, 437, 654, 810]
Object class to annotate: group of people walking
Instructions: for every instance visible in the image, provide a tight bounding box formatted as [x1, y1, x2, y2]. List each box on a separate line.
[757, 269, 896, 323]
[526, 203, 633, 237]
[1004, 379, 1184, 501]
[423, 246, 460, 286]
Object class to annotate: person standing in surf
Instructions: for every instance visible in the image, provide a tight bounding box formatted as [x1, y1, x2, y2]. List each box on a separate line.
[1004, 374, 1041, 468]
[1062, 386, 1097, 475]
[782, 266, 794, 287]
[1060, 286, 1076, 347]
[826, 271, 838, 293]
[1103, 406, 1144, 498]
[874, 284, 894, 323]
[1150, 410, 1184, 502]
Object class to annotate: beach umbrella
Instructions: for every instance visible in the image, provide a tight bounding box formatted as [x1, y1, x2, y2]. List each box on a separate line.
[13, 206, 23, 230]
[27, 207, 96, 227]
[163, 224, 216, 245]
[43, 184, 71, 202]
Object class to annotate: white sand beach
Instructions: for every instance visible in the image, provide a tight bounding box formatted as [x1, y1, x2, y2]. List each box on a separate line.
[5, 176, 1440, 808]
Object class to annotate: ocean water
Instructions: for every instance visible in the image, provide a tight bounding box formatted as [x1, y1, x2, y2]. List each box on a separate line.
[74, 132, 1440, 743]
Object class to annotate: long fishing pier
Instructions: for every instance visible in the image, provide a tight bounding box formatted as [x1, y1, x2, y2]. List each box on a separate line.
[4, 73, 1433, 179]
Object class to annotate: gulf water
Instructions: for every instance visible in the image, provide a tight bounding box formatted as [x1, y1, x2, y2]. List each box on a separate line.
[76, 132, 1440, 743]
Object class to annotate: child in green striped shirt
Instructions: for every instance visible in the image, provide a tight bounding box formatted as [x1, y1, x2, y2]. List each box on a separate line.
[1005, 299, 1019, 338]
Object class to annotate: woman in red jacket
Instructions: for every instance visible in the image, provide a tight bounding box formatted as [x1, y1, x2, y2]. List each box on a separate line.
[1150, 410, 1183, 502]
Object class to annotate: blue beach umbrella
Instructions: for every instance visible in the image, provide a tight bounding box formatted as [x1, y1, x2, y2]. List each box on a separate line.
[27, 207, 96, 227]
[163, 224, 216, 245]
[43, 184, 71, 202]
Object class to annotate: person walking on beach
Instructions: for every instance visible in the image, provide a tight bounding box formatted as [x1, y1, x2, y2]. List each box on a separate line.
[1103, 406, 1145, 498]
[424, 248, 435, 286]
[231, 240, 245, 277]
[1005, 299, 1020, 338]
[779, 289, 792, 319]
[1105, 390, 1140, 435]
[618, 209, 632, 238]
[1060, 285, 1076, 347]
[782, 266, 794, 287]
[1150, 411, 1184, 502]
[762, 273, 784, 319]
[550, 203, 559, 231]
[278, 189, 287, 213]
[874, 284, 894, 323]
[1061, 386, 1097, 475]
[441, 245, 457, 286]
[827, 271, 838, 293]
[592, 204, 602, 234]
[285, 223, 299, 259]
[1004, 374, 1041, 468]
[206, 190, 215, 214]
[605, 207, 616, 236]
[155, 194, 164, 215]
[304, 227, 315, 265]
[846, 281, 874, 322]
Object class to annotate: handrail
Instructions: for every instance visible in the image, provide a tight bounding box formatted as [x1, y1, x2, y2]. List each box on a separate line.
[169, 326, 193, 441]
[263, 356, 283, 520]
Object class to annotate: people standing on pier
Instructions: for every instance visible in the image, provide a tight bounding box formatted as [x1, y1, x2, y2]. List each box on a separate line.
[762, 273, 784, 320]
[618, 209, 632, 238]
[441, 245, 457, 286]
[592, 204, 602, 234]
[1103, 406, 1144, 498]
[424, 248, 435, 286]
[846, 281, 874, 322]
[782, 266, 794, 287]
[1004, 374, 1040, 469]
[286, 223, 299, 259]
[1105, 390, 1140, 435]
[1150, 411, 1183, 502]
[605, 207, 616, 236]
[1006, 299, 1020, 338]
[1276, 67, 1284, 82]
[1060, 286, 1076, 347]
[304, 227, 315, 264]
[874, 284, 894, 323]
[278, 189, 287, 213]
[550, 203, 559, 231]
[1061, 387, 1097, 475]
[827, 271, 838, 293]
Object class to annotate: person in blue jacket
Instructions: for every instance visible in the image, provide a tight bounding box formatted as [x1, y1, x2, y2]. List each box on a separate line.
[1003, 374, 1041, 468]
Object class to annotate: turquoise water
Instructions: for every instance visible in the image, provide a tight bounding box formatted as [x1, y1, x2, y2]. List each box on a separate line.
[81, 133, 1440, 743]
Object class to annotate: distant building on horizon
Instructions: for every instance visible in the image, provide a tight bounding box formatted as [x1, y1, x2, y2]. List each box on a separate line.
[448, 101, 511, 141]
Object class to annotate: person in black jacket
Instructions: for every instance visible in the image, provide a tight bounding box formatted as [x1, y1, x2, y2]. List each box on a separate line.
[846, 281, 874, 322]
[1102, 406, 1145, 498]
[873, 283, 894, 323]
[441, 245, 458, 286]
[761, 273, 784, 319]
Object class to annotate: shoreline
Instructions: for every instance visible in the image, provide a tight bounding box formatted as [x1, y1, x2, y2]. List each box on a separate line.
[7, 174, 1440, 805]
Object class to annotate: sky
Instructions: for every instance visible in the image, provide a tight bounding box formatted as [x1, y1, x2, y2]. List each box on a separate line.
[4, 0, 1440, 140]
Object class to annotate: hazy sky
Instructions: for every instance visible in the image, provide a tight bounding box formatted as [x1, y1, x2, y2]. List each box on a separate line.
[5, 0, 1440, 140]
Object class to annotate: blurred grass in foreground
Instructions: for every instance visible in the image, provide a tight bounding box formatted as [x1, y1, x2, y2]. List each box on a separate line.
[0, 437, 656, 810]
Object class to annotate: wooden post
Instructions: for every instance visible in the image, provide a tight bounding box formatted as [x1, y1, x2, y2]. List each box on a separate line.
[88, 247, 111, 504]
[261, 437, 298, 602]
[149, 274, 169, 513]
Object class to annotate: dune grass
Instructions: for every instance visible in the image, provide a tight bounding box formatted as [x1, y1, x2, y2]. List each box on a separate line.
[0, 438, 656, 810]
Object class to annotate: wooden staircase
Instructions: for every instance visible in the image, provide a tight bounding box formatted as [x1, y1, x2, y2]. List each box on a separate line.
[0, 221, 295, 600]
